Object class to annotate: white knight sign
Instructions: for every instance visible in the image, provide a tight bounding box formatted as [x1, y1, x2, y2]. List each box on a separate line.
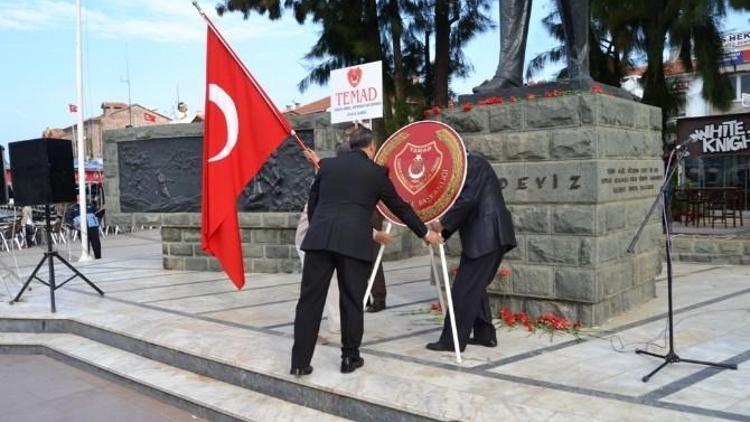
[678, 113, 750, 156]
[330, 61, 383, 124]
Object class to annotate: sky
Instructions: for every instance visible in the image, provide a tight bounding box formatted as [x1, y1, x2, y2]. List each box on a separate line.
[1, 0, 749, 152]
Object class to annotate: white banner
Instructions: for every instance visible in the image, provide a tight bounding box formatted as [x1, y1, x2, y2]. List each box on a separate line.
[330, 61, 383, 124]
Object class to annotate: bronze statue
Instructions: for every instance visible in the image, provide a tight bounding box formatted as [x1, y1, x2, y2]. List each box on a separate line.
[474, 0, 591, 93]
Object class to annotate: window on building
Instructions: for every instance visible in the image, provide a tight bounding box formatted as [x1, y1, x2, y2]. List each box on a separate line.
[729, 73, 750, 101]
[740, 74, 750, 99]
[675, 93, 687, 117]
[730, 75, 738, 99]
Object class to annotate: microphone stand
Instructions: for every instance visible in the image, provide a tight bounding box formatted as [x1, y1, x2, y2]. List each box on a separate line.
[627, 146, 737, 382]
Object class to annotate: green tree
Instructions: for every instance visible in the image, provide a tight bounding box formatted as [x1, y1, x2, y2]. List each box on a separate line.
[529, 0, 750, 144]
[217, 0, 494, 133]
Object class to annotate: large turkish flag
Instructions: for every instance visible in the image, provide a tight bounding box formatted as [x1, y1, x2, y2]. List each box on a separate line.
[201, 24, 292, 289]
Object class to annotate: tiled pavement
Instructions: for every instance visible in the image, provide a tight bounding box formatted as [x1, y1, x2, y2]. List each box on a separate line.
[0, 230, 748, 421]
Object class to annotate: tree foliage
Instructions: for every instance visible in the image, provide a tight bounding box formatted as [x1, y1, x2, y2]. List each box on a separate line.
[217, 0, 494, 136]
[528, 0, 750, 144]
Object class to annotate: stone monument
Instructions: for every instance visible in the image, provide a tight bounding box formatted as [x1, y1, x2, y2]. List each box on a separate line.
[104, 116, 428, 274]
[444, 0, 663, 326]
[438, 94, 665, 326]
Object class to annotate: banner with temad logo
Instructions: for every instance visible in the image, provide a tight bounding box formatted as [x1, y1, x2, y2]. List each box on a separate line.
[330, 61, 383, 124]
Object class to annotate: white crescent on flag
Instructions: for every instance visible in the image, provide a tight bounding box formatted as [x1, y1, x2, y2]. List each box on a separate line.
[207, 83, 239, 163]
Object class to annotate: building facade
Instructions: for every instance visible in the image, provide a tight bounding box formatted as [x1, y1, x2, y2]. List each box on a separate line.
[47, 102, 170, 160]
[625, 30, 750, 210]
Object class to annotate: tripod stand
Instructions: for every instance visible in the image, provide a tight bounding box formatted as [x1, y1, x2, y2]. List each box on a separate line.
[10, 204, 103, 312]
[627, 147, 737, 382]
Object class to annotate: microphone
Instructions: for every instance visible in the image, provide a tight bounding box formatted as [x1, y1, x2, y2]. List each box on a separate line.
[675, 133, 701, 150]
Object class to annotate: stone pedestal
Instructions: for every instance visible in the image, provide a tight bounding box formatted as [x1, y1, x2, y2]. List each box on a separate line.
[162, 212, 301, 273]
[439, 94, 665, 325]
[161, 213, 427, 274]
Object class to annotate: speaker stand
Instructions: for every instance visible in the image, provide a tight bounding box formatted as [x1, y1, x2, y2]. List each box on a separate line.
[10, 205, 104, 312]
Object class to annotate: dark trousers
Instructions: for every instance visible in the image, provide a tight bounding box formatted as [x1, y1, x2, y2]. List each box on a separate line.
[87, 227, 101, 259]
[369, 213, 386, 305]
[438, 249, 504, 348]
[370, 263, 386, 305]
[292, 250, 370, 369]
[25, 224, 34, 246]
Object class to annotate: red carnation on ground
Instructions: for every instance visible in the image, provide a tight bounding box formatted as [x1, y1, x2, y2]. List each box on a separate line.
[462, 103, 473, 112]
[592, 84, 604, 94]
[498, 267, 511, 278]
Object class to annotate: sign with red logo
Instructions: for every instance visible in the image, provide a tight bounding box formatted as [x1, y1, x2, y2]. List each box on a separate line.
[375, 121, 467, 225]
[330, 61, 383, 124]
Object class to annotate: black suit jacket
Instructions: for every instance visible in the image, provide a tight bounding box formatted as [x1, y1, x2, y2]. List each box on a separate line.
[441, 155, 516, 259]
[301, 150, 428, 262]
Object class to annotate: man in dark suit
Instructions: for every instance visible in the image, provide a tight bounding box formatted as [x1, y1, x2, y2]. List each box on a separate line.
[427, 154, 516, 352]
[291, 127, 442, 376]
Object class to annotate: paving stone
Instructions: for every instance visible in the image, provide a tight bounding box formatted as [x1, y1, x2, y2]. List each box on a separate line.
[554, 268, 596, 302]
[488, 104, 524, 132]
[262, 214, 288, 228]
[526, 97, 580, 128]
[241, 244, 264, 259]
[549, 128, 596, 159]
[169, 243, 193, 257]
[598, 97, 635, 128]
[505, 132, 549, 160]
[511, 265, 554, 297]
[161, 227, 182, 242]
[509, 206, 550, 234]
[251, 229, 280, 244]
[527, 236, 580, 265]
[552, 206, 596, 235]
[162, 213, 192, 226]
[441, 109, 486, 132]
[184, 257, 208, 271]
[182, 228, 200, 243]
[239, 213, 263, 227]
[265, 245, 291, 259]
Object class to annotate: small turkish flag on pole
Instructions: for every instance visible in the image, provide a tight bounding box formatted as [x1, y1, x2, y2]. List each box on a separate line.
[68, 104, 78, 113]
[200, 14, 293, 289]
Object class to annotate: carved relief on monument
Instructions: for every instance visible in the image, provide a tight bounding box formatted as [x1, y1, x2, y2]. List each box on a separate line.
[118, 129, 315, 213]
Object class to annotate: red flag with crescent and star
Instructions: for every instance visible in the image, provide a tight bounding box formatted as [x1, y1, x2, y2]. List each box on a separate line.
[201, 24, 292, 289]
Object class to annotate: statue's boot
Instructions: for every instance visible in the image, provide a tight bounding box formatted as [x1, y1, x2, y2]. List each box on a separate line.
[557, 0, 592, 84]
[472, 76, 522, 93]
[472, 0, 531, 94]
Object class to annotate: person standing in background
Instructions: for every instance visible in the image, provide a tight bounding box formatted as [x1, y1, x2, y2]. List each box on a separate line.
[74, 204, 101, 259]
[21, 206, 35, 247]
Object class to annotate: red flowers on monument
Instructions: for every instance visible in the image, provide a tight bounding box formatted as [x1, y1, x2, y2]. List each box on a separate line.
[499, 308, 582, 337]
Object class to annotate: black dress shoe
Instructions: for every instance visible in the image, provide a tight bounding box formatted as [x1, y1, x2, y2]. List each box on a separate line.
[468, 338, 498, 348]
[365, 302, 386, 313]
[290, 366, 313, 376]
[426, 342, 465, 352]
[341, 357, 365, 373]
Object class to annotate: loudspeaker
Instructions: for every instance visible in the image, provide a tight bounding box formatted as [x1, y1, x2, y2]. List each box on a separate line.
[9, 138, 76, 206]
[0, 146, 7, 205]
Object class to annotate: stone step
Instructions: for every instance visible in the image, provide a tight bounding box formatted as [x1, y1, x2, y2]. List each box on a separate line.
[0, 318, 440, 421]
[0, 332, 350, 422]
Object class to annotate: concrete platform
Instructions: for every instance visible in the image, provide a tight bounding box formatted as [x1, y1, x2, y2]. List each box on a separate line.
[0, 230, 748, 421]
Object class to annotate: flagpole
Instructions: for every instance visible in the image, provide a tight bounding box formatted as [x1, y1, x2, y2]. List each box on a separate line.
[75, 0, 92, 262]
[192, 1, 314, 163]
